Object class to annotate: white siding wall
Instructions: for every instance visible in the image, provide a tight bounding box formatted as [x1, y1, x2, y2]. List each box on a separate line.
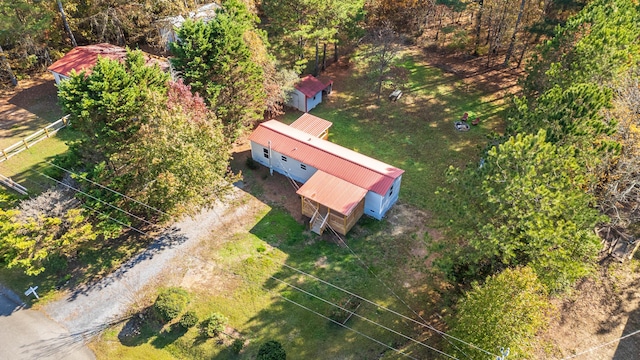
[306, 92, 322, 112]
[250, 141, 317, 183]
[364, 192, 384, 220]
[251, 140, 402, 221]
[51, 71, 68, 85]
[380, 175, 402, 217]
[286, 90, 306, 112]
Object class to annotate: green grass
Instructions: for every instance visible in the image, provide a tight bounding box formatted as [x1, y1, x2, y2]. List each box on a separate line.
[311, 51, 507, 212]
[92, 205, 443, 359]
[0, 127, 78, 193]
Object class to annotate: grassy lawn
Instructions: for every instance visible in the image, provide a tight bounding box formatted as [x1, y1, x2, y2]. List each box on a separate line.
[0, 127, 77, 193]
[312, 51, 506, 213]
[91, 203, 443, 359]
[89, 48, 507, 359]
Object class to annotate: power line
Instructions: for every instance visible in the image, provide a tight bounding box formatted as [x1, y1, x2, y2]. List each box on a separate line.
[45, 161, 171, 218]
[279, 262, 489, 356]
[10, 160, 480, 357]
[38, 172, 154, 227]
[272, 156, 491, 359]
[270, 275, 460, 360]
[16, 174, 438, 359]
[562, 328, 640, 359]
[272, 290, 421, 360]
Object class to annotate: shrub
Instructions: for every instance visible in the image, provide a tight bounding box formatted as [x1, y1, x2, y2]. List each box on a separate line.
[153, 287, 190, 322]
[257, 340, 286, 360]
[179, 310, 199, 329]
[202, 312, 228, 338]
[230, 338, 244, 354]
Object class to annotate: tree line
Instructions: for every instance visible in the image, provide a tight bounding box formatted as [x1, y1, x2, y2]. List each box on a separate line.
[433, 0, 640, 357]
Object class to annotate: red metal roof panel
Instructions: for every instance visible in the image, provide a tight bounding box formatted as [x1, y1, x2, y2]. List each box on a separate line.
[296, 170, 367, 215]
[294, 75, 332, 98]
[249, 120, 404, 195]
[290, 113, 333, 138]
[48, 43, 169, 77]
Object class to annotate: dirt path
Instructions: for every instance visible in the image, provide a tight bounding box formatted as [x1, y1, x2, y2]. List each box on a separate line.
[535, 263, 640, 359]
[43, 187, 250, 337]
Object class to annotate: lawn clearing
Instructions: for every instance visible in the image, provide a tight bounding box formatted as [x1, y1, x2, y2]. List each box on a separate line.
[312, 48, 507, 213]
[90, 196, 445, 359]
[90, 46, 508, 359]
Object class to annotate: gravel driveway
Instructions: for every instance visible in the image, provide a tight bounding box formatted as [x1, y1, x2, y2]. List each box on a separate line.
[44, 188, 243, 338]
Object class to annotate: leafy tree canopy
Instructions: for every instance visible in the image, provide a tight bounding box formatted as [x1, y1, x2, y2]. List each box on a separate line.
[57, 51, 236, 217]
[447, 267, 551, 360]
[171, 0, 266, 140]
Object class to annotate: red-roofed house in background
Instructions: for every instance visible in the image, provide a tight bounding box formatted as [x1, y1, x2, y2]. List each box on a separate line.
[249, 114, 404, 235]
[47, 43, 169, 85]
[286, 74, 333, 113]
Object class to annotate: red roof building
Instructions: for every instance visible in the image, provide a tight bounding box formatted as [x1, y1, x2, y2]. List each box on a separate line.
[47, 43, 169, 85]
[249, 115, 404, 235]
[290, 113, 333, 139]
[286, 75, 333, 113]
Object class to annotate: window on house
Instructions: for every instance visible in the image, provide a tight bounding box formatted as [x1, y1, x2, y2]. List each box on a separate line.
[300, 164, 307, 170]
[263, 148, 269, 159]
[390, 185, 394, 195]
[281, 156, 287, 162]
[313, 95, 316, 100]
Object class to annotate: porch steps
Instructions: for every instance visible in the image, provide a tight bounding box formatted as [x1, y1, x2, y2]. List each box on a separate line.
[311, 212, 328, 235]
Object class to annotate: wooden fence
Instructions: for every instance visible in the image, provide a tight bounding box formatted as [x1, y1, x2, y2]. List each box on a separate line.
[0, 115, 70, 195]
[0, 115, 70, 163]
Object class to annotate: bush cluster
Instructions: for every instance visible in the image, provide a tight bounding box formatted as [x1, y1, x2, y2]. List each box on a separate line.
[257, 340, 286, 360]
[202, 312, 228, 338]
[153, 287, 190, 322]
[179, 310, 199, 329]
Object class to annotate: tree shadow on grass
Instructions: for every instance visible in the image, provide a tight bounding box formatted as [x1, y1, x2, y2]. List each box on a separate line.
[151, 323, 188, 348]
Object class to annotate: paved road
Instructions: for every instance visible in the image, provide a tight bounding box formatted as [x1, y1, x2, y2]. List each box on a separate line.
[0, 286, 94, 360]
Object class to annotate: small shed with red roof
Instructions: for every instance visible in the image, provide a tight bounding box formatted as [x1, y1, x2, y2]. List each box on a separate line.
[286, 75, 333, 113]
[48, 43, 168, 85]
[249, 115, 403, 235]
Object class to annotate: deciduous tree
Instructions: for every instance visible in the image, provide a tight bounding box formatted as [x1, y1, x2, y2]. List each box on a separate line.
[447, 267, 551, 359]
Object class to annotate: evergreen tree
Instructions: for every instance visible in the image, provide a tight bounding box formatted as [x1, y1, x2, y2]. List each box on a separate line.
[171, 0, 266, 140]
[435, 130, 604, 291]
[58, 49, 169, 167]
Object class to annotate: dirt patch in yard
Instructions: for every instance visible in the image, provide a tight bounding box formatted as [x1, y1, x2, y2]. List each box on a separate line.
[230, 138, 305, 223]
[536, 261, 640, 359]
[0, 73, 63, 148]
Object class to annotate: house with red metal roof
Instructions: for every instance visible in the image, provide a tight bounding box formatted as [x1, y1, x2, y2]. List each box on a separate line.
[249, 115, 404, 235]
[47, 43, 169, 85]
[286, 75, 333, 113]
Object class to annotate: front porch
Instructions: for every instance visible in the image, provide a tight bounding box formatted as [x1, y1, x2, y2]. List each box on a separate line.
[296, 170, 367, 236]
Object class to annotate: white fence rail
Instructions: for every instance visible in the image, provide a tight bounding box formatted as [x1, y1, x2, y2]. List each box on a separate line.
[0, 114, 70, 194]
[0, 173, 28, 195]
[0, 115, 70, 163]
